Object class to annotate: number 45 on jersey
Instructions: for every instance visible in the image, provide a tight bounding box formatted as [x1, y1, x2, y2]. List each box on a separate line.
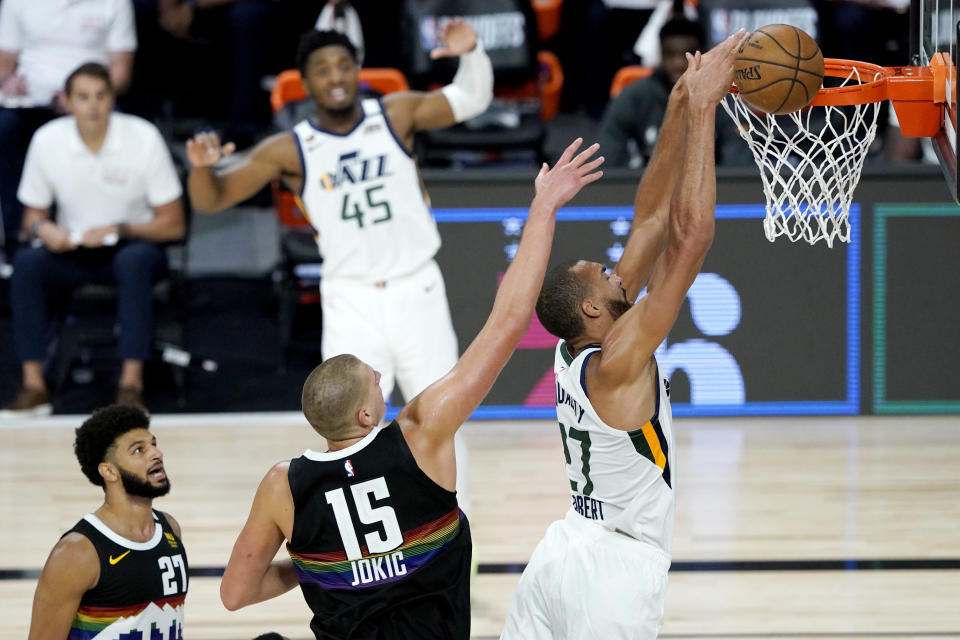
[340, 185, 392, 228]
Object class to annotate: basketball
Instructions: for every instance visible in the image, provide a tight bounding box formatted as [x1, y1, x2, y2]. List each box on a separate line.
[733, 24, 824, 115]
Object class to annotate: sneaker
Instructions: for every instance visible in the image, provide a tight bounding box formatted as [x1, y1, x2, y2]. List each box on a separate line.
[0, 387, 52, 418]
[115, 386, 146, 410]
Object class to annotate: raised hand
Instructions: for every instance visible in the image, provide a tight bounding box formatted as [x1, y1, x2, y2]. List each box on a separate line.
[186, 131, 236, 169]
[429, 18, 479, 59]
[683, 29, 749, 107]
[533, 138, 605, 212]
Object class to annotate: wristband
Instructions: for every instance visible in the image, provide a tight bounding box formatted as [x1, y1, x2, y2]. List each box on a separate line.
[440, 41, 494, 123]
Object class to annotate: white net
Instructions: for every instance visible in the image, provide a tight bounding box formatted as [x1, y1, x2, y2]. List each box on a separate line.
[721, 65, 883, 247]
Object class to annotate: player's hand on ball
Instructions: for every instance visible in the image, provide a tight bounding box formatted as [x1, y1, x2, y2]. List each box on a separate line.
[186, 131, 236, 169]
[683, 29, 748, 107]
[534, 138, 604, 212]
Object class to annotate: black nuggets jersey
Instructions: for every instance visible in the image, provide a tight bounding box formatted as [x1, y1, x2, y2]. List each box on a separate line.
[67, 510, 187, 640]
[287, 421, 472, 639]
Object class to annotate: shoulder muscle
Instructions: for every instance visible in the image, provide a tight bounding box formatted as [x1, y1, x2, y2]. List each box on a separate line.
[159, 511, 182, 538]
[42, 532, 100, 593]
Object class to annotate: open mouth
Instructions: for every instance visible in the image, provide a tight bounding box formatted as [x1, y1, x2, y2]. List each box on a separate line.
[148, 464, 167, 482]
[328, 87, 348, 103]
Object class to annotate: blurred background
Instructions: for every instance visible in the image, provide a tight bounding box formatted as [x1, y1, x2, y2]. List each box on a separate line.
[0, 0, 954, 419]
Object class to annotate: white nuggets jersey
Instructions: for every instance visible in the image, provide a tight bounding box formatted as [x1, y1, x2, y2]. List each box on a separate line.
[292, 99, 440, 282]
[554, 341, 676, 554]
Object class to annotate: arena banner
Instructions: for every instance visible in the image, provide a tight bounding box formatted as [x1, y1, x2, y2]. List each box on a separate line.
[698, 0, 819, 47]
[383, 204, 861, 419]
[872, 204, 960, 414]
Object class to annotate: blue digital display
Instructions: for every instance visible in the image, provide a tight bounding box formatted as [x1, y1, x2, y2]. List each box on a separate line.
[385, 204, 860, 419]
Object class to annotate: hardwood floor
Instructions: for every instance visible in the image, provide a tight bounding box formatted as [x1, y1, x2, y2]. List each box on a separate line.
[2, 414, 958, 639]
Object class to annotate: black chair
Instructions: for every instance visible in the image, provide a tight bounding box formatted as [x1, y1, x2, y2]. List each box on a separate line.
[50, 242, 190, 408]
[274, 225, 323, 373]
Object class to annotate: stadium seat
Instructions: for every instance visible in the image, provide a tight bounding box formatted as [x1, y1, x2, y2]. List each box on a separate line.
[610, 65, 655, 98]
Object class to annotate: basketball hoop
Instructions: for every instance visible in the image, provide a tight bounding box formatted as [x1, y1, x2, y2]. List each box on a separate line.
[722, 57, 945, 247]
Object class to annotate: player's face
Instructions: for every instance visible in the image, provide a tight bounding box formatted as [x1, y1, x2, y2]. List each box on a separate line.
[303, 45, 359, 114]
[108, 429, 170, 498]
[661, 34, 702, 87]
[576, 260, 632, 321]
[65, 75, 114, 129]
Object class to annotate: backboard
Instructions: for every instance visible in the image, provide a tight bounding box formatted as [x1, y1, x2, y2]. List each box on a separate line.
[914, 0, 959, 202]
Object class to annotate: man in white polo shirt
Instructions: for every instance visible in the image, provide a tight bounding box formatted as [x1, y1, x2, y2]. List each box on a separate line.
[0, 0, 136, 261]
[0, 62, 184, 417]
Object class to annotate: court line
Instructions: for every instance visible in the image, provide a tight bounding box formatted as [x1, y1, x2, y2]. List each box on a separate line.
[3, 558, 960, 581]
[216, 633, 960, 640]
[471, 635, 960, 639]
[0, 411, 312, 430]
[480, 558, 960, 573]
[656, 634, 960, 638]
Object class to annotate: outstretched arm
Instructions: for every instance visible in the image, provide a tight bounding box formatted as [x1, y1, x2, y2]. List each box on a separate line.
[186, 132, 300, 214]
[384, 19, 493, 147]
[612, 75, 692, 301]
[221, 462, 299, 611]
[600, 31, 748, 382]
[398, 139, 604, 464]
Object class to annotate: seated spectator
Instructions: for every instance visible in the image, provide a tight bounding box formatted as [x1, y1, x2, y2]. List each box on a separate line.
[596, 16, 751, 168]
[0, 0, 135, 261]
[563, 0, 658, 119]
[0, 63, 185, 418]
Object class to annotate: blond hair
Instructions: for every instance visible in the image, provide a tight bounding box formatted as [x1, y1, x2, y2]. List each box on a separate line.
[301, 354, 365, 439]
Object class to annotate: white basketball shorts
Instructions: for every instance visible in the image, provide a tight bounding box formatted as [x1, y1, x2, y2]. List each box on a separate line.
[320, 259, 459, 402]
[501, 510, 670, 640]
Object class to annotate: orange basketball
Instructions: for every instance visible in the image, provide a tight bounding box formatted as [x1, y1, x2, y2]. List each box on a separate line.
[733, 24, 824, 115]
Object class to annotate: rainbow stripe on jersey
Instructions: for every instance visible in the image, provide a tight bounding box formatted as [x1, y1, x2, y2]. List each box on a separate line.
[68, 594, 185, 640]
[288, 508, 462, 590]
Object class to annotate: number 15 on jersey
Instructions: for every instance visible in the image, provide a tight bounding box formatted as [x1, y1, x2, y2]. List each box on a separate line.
[325, 477, 408, 587]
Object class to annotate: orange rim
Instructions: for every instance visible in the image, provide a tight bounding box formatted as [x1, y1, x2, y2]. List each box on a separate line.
[809, 59, 892, 106]
[729, 58, 941, 106]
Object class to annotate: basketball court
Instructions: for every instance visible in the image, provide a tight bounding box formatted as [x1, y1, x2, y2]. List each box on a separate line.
[2, 1, 960, 638]
[1, 413, 958, 639]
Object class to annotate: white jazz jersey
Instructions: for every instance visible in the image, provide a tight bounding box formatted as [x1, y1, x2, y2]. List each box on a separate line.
[554, 340, 676, 554]
[292, 99, 440, 283]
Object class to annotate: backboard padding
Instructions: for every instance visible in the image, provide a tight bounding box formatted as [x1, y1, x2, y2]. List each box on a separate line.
[914, 0, 959, 202]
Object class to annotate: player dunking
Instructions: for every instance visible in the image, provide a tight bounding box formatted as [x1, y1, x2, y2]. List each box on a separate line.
[28, 405, 187, 640]
[501, 31, 748, 639]
[186, 21, 492, 514]
[218, 139, 603, 639]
